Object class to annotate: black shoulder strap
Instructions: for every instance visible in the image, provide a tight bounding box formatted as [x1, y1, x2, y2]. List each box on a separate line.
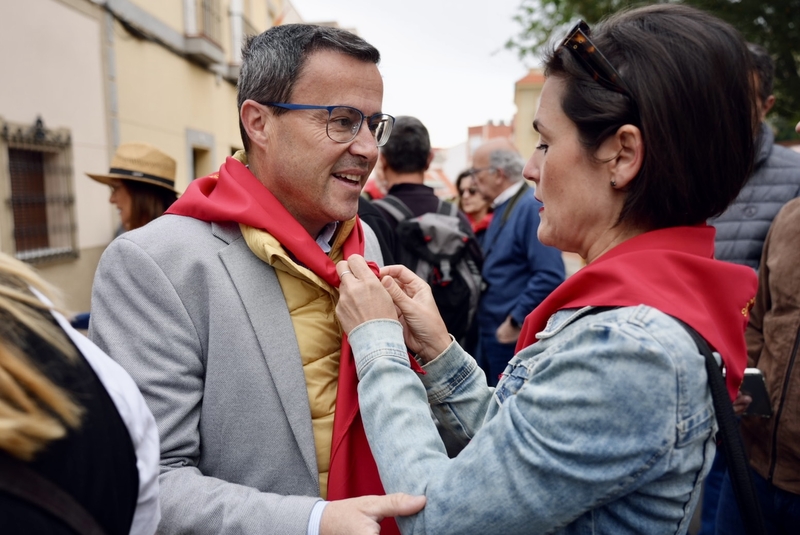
[0, 452, 108, 535]
[373, 195, 414, 222]
[501, 181, 530, 225]
[676, 321, 767, 535]
[581, 307, 766, 535]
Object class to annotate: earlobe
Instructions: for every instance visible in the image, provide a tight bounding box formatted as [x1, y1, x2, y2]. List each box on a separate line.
[240, 100, 270, 149]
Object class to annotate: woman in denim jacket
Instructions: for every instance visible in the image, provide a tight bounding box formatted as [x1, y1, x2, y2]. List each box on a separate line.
[334, 5, 758, 535]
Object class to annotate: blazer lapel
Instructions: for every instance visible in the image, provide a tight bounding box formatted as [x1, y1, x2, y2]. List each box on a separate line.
[214, 223, 319, 485]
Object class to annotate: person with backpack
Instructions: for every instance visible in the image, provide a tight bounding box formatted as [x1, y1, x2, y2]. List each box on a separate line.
[373, 116, 483, 345]
[470, 138, 565, 385]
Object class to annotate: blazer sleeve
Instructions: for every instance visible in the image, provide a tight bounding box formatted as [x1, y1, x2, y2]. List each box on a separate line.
[89, 237, 320, 535]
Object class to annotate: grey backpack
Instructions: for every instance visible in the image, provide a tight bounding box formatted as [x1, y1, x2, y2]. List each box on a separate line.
[374, 195, 483, 343]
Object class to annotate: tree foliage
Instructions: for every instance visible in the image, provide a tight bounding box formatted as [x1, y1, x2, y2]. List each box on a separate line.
[507, 0, 800, 139]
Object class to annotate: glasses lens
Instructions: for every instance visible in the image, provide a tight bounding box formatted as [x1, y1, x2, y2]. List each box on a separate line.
[327, 107, 363, 143]
[370, 115, 394, 147]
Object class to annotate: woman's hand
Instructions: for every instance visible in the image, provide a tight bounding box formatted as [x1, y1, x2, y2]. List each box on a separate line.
[336, 255, 398, 335]
[379, 264, 452, 363]
[733, 391, 753, 416]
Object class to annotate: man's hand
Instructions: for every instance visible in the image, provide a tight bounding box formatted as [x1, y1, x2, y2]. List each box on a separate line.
[320, 493, 426, 535]
[496, 316, 521, 344]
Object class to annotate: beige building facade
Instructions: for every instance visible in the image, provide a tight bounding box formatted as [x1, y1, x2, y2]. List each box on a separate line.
[0, 0, 301, 311]
[513, 69, 545, 161]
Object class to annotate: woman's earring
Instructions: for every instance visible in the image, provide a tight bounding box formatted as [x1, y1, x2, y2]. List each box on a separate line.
[610, 179, 617, 188]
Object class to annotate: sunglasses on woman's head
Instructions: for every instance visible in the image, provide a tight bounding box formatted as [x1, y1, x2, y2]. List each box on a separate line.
[562, 20, 639, 113]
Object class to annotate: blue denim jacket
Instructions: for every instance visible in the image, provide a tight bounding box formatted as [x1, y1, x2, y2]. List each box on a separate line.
[349, 305, 718, 535]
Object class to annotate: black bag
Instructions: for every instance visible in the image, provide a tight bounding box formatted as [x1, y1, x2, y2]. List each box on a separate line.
[374, 195, 483, 343]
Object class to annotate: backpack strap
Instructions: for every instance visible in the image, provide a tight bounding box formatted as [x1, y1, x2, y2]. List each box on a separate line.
[580, 306, 766, 535]
[436, 199, 459, 217]
[373, 195, 414, 223]
[0, 452, 108, 535]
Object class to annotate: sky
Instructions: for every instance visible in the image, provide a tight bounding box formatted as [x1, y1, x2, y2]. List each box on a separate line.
[288, 0, 535, 149]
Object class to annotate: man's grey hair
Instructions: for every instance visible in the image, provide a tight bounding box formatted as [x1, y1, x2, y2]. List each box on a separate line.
[237, 24, 380, 151]
[489, 148, 525, 183]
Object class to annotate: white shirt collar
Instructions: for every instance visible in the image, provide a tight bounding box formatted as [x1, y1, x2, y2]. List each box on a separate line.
[491, 181, 525, 209]
[316, 221, 339, 253]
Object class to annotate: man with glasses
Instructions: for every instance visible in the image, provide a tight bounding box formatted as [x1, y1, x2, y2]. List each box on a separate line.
[89, 24, 424, 535]
[470, 138, 565, 386]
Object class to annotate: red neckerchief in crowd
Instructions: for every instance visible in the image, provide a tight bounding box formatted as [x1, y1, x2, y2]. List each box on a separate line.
[515, 225, 757, 400]
[168, 156, 405, 534]
[468, 212, 493, 235]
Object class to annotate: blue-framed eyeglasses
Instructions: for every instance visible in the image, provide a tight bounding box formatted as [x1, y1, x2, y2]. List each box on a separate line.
[265, 103, 395, 147]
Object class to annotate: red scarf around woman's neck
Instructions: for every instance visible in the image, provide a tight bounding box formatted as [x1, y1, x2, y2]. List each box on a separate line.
[515, 226, 757, 400]
[168, 157, 399, 533]
[468, 212, 493, 235]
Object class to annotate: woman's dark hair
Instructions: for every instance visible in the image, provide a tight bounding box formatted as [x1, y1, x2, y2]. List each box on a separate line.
[544, 4, 756, 230]
[455, 170, 472, 195]
[123, 180, 177, 230]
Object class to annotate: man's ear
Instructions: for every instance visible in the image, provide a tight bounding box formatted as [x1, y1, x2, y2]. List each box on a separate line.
[240, 100, 270, 150]
[424, 151, 434, 171]
[602, 124, 644, 190]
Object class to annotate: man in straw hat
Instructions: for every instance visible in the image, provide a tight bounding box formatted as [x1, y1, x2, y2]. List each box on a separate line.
[89, 25, 424, 535]
[86, 142, 178, 232]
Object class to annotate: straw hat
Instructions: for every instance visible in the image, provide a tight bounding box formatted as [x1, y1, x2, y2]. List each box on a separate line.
[87, 142, 177, 193]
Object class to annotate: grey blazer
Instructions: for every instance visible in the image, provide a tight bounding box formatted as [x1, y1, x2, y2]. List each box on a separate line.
[90, 214, 383, 534]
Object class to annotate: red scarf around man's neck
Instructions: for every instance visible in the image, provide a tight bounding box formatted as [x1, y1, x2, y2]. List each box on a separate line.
[168, 157, 399, 533]
[515, 225, 757, 400]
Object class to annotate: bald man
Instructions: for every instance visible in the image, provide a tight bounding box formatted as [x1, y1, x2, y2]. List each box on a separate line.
[469, 139, 564, 385]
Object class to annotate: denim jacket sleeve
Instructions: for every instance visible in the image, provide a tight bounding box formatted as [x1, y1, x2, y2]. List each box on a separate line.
[348, 307, 715, 535]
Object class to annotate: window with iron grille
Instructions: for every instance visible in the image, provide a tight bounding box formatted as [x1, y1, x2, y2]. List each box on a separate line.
[1, 117, 77, 264]
[196, 0, 222, 45]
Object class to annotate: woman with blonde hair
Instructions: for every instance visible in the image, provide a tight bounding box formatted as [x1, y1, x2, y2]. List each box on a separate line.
[0, 252, 159, 534]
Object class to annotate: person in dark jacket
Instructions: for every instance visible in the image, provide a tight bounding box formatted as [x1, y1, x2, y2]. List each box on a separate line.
[710, 43, 800, 270]
[700, 43, 800, 535]
[715, 195, 800, 533]
[470, 138, 565, 385]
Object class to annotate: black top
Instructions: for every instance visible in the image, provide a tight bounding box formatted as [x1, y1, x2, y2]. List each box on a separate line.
[375, 183, 443, 230]
[0, 317, 139, 535]
[359, 196, 397, 265]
